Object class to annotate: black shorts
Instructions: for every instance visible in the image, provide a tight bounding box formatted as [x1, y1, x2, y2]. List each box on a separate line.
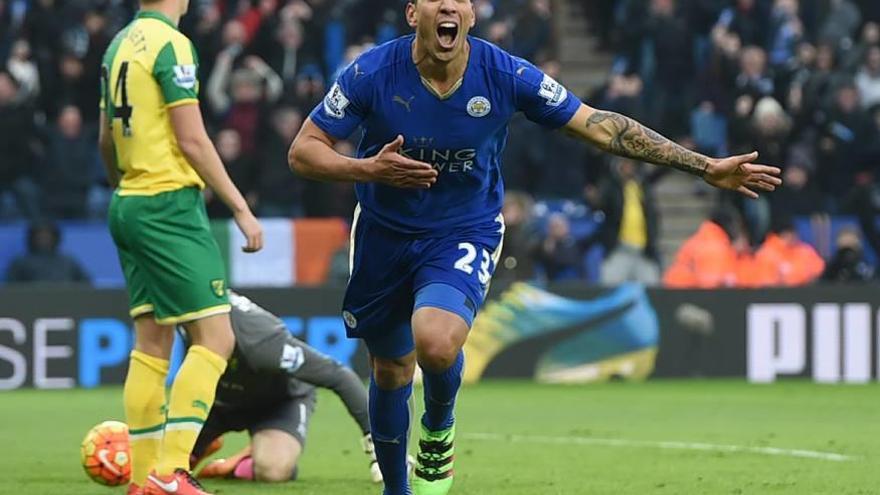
[193, 393, 317, 458]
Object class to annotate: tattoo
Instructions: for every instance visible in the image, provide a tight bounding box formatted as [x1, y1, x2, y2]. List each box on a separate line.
[585, 111, 709, 177]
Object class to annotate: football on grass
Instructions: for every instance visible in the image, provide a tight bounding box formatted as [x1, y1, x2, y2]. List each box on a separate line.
[80, 420, 131, 486]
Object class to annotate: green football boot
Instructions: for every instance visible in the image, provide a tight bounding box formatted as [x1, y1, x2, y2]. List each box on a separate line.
[412, 422, 455, 495]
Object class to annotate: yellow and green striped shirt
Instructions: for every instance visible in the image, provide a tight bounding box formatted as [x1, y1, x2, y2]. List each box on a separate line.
[100, 10, 204, 196]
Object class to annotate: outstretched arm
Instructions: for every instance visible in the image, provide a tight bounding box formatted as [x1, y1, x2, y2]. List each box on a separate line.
[564, 104, 782, 198]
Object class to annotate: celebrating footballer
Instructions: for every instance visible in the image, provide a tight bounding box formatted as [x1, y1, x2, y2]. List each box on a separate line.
[289, 1, 782, 495]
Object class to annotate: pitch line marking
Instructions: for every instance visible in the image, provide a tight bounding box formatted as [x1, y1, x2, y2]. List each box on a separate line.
[465, 432, 857, 462]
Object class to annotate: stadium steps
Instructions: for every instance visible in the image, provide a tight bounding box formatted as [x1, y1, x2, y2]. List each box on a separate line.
[653, 174, 717, 267]
[555, 0, 613, 97]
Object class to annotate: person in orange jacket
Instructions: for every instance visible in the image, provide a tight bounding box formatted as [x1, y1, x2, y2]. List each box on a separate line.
[664, 209, 746, 288]
[752, 215, 825, 286]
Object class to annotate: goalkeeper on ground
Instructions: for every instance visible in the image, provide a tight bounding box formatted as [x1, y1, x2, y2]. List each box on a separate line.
[188, 290, 383, 483]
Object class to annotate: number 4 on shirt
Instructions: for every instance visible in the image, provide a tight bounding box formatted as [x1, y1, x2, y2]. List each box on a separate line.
[101, 61, 134, 136]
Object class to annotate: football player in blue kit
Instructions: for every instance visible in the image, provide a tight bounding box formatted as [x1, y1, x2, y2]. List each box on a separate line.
[288, 1, 782, 494]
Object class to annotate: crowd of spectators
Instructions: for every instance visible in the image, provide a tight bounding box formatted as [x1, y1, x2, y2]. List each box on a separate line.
[5, 0, 880, 286]
[0, 0, 554, 223]
[588, 0, 880, 284]
[499, 0, 880, 286]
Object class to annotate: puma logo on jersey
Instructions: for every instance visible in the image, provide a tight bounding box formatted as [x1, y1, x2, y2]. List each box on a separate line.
[393, 95, 415, 112]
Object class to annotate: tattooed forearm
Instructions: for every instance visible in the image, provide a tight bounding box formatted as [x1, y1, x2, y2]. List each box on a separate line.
[585, 111, 710, 177]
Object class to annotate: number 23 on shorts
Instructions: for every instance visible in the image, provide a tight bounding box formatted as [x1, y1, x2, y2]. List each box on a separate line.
[454, 242, 493, 286]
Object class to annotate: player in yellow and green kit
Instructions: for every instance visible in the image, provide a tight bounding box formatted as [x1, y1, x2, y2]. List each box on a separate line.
[97, 0, 264, 492]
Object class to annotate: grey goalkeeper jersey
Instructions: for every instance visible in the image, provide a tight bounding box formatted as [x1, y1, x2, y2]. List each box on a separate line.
[213, 291, 370, 434]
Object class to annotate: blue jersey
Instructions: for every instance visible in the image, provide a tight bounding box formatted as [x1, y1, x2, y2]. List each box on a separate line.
[309, 35, 582, 234]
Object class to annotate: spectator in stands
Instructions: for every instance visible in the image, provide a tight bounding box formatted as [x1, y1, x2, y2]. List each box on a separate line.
[733, 46, 774, 102]
[749, 97, 792, 173]
[691, 100, 728, 158]
[842, 22, 879, 72]
[262, 14, 304, 81]
[6, 39, 39, 102]
[642, 0, 695, 135]
[856, 0, 880, 25]
[585, 158, 661, 286]
[40, 105, 97, 219]
[292, 64, 326, 110]
[24, 0, 66, 105]
[511, 0, 552, 61]
[593, 73, 645, 123]
[495, 191, 539, 283]
[537, 213, 583, 282]
[816, 81, 870, 206]
[767, 0, 803, 66]
[729, 96, 791, 242]
[80, 8, 111, 124]
[206, 128, 255, 218]
[753, 215, 825, 286]
[5, 221, 90, 284]
[188, 2, 223, 80]
[820, 0, 862, 46]
[0, 71, 40, 220]
[255, 106, 304, 217]
[855, 45, 880, 109]
[663, 209, 747, 288]
[47, 50, 96, 122]
[769, 164, 822, 218]
[484, 19, 512, 50]
[822, 227, 875, 282]
[207, 51, 282, 154]
[714, 0, 766, 48]
[0, 0, 563, 226]
[800, 43, 838, 119]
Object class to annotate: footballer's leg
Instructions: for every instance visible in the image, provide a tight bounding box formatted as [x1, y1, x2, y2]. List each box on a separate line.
[342, 207, 420, 495]
[250, 389, 313, 482]
[409, 224, 502, 495]
[369, 347, 417, 495]
[129, 188, 234, 495]
[111, 195, 170, 494]
[125, 315, 173, 494]
[156, 315, 234, 471]
[410, 302, 469, 495]
[144, 316, 233, 495]
[252, 429, 303, 482]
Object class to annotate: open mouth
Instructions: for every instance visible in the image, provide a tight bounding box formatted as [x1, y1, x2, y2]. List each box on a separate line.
[436, 21, 459, 50]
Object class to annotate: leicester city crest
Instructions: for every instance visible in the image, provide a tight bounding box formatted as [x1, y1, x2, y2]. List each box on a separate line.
[342, 310, 358, 329]
[467, 96, 491, 118]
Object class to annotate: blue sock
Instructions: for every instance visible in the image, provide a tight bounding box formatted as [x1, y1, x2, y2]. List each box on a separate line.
[421, 351, 464, 431]
[369, 376, 412, 495]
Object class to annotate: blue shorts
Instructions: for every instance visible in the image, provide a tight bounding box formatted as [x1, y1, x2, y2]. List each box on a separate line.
[342, 207, 504, 359]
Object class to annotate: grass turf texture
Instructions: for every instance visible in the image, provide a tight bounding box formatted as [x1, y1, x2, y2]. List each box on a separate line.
[2, 381, 877, 494]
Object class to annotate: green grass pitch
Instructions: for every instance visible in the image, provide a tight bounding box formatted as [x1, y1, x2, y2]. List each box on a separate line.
[2, 381, 877, 494]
